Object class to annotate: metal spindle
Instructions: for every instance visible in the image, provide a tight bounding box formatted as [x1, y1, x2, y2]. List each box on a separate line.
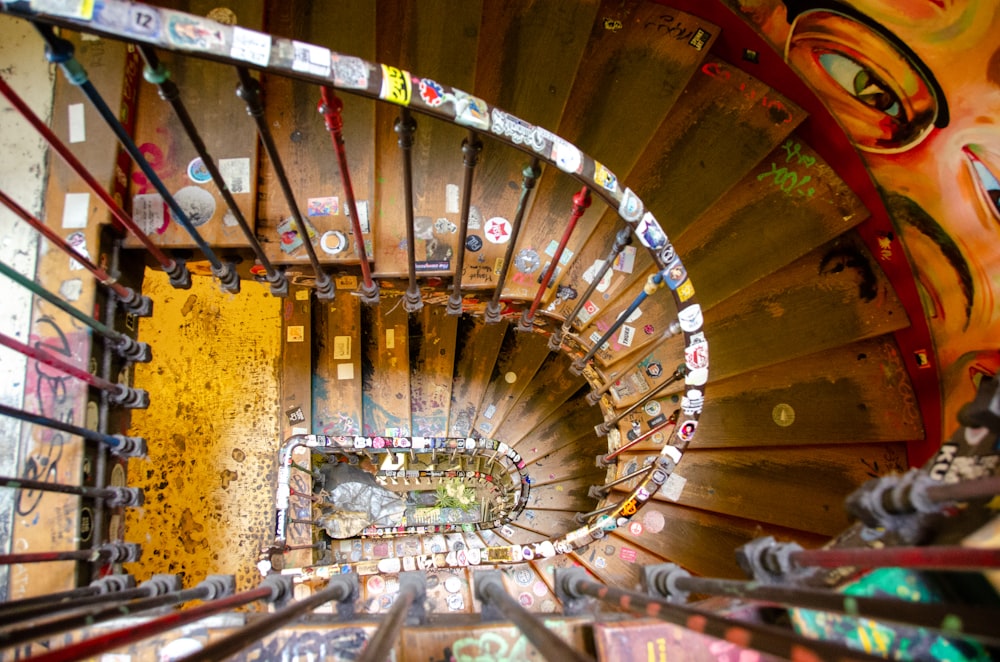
[571, 270, 665, 373]
[519, 187, 591, 331]
[601, 412, 678, 465]
[0, 74, 186, 298]
[235, 67, 333, 299]
[138, 45, 287, 297]
[0, 259, 151, 363]
[184, 574, 357, 662]
[792, 545, 1000, 571]
[0, 403, 145, 456]
[0, 334, 148, 409]
[549, 226, 632, 351]
[595, 364, 687, 437]
[574, 500, 621, 524]
[34, 24, 238, 293]
[586, 322, 682, 405]
[395, 108, 422, 313]
[556, 568, 887, 662]
[0, 542, 139, 566]
[0, 475, 142, 506]
[0, 579, 170, 628]
[644, 563, 1000, 646]
[354, 572, 425, 662]
[24, 576, 289, 662]
[485, 160, 541, 324]
[476, 571, 596, 662]
[589, 464, 649, 499]
[0, 190, 154, 317]
[318, 86, 378, 304]
[446, 131, 483, 316]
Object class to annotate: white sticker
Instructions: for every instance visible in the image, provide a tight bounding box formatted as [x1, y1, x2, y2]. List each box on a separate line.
[291, 40, 330, 77]
[292, 426, 308, 435]
[346, 200, 370, 233]
[67, 103, 85, 143]
[582, 260, 612, 293]
[660, 473, 687, 501]
[386, 328, 395, 349]
[230, 26, 272, 66]
[66, 231, 89, 271]
[678, 304, 704, 333]
[620, 307, 642, 323]
[618, 324, 635, 347]
[218, 158, 251, 194]
[133, 193, 166, 234]
[445, 184, 460, 214]
[62, 192, 90, 228]
[614, 246, 637, 273]
[59, 279, 83, 301]
[544, 240, 574, 265]
[334, 336, 351, 360]
[337, 363, 354, 380]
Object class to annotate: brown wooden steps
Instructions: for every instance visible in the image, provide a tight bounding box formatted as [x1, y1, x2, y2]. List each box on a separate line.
[312, 289, 363, 437]
[492, 355, 588, 445]
[361, 295, 412, 435]
[470, 326, 552, 438]
[409, 304, 459, 436]
[448, 316, 508, 437]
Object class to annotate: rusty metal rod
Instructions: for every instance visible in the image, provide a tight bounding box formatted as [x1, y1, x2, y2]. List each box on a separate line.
[446, 131, 483, 316]
[791, 545, 1000, 571]
[0, 542, 139, 566]
[485, 161, 540, 324]
[0, 403, 144, 455]
[396, 108, 422, 313]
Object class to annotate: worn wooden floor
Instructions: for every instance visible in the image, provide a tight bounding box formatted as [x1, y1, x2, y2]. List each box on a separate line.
[124, 269, 281, 593]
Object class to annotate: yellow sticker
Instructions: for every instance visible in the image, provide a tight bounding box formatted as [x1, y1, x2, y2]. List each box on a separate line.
[494, 258, 505, 276]
[386, 328, 395, 349]
[294, 289, 309, 301]
[677, 279, 695, 302]
[380, 65, 412, 106]
[334, 336, 351, 360]
[286, 325, 304, 342]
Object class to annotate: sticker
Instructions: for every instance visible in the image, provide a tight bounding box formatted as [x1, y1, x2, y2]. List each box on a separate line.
[676, 420, 698, 442]
[686, 367, 708, 386]
[59, 279, 82, 301]
[645, 361, 663, 378]
[648, 413, 667, 428]
[619, 547, 637, 563]
[231, 26, 271, 66]
[337, 363, 354, 380]
[335, 275, 358, 290]
[165, 12, 226, 52]
[664, 260, 687, 289]
[187, 157, 211, 184]
[291, 41, 331, 77]
[445, 184, 460, 214]
[677, 279, 695, 302]
[594, 161, 618, 192]
[285, 406, 305, 424]
[514, 568, 532, 586]
[484, 217, 511, 244]
[465, 235, 483, 252]
[595, 556, 607, 569]
[643, 400, 661, 417]
[67, 232, 90, 271]
[446, 592, 464, 611]
[444, 576, 462, 593]
[308, 196, 339, 216]
[218, 158, 250, 194]
[518, 593, 534, 608]
[636, 212, 668, 249]
[681, 389, 704, 416]
[515, 249, 539, 274]
[619, 188, 644, 223]
[331, 54, 370, 89]
[320, 231, 347, 255]
[579, 300, 599, 325]
[367, 575, 384, 595]
[533, 580, 548, 597]
[551, 136, 582, 174]
[468, 205, 482, 230]
[68, 103, 85, 143]
[628, 521, 644, 536]
[660, 473, 687, 501]
[277, 216, 317, 254]
[483, 404, 496, 420]
[582, 260, 612, 292]
[618, 325, 635, 347]
[32, 0, 95, 20]
[206, 7, 236, 24]
[417, 78, 449, 107]
[689, 28, 712, 51]
[380, 65, 412, 105]
[543, 240, 574, 265]
[772, 403, 795, 427]
[620, 307, 642, 323]
[62, 192, 90, 228]
[678, 304, 704, 333]
[125, 5, 161, 37]
[453, 91, 490, 129]
[286, 325, 304, 342]
[434, 217, 457, 234]
[386, 328, 395, 349]
[643, 509, 665, 533]
[490, 108, 551, 153]
[613, 246, 636, 273]
[171, 186, 216, 227]
[684, 340, 708, 370]
[334, 336, 351, 360]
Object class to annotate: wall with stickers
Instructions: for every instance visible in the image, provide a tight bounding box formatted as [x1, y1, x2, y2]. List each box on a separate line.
[720, 0, 1000, 445]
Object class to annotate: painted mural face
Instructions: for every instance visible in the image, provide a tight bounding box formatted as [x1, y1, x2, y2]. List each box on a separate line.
[736, 0, 1000, 432]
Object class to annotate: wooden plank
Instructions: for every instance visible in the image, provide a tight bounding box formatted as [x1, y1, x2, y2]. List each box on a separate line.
[494, 354, 586, 444]
[401, 622, 591, 660]
[528, 433, 607, 486]
[674, 134, 868, 310]
[527, 475, 604, 512]
[361, 296, 411, 435]
[256, 0, 376, 267]
[500, 3, 719, 301]
[573, 531, 667, 590]
[517, 508, 582, 540]
[496, 561, 562, 614]
[613, 500, 828, 579]
[448, 317, 507, 437]
[312, 288, 362, 436]
[409, 303, 458, 437]
[595, 620, 784, 662]
[471, 328, 551, 437]
[124, 0, 263, 249]
[512, 399, 603, 461]
[372, 0, 483, 277]
[625, 55, 806, 238]
[614, 442, 908, 536]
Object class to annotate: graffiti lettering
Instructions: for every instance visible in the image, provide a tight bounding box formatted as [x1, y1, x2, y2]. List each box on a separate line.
[644, 14, 694, 41]
[700, 62, 794, 124]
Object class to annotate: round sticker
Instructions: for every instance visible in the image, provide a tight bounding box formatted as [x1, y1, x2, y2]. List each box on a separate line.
[206, 7, 237, 24]
[518, 592, 534, 608]
[629, 521, 644, 536]
[643, 510, 665, 533]
[466, 234, 483, 252]
[484, 217, 512, 244]
[643, 400, 661, 417]
[514, 568, 533, 586]
[773, 403, 795, 427]
[320, 230, 347, 255]
[172, 186, 216, 227]
[366, 575, 385, 595]
[444, 576, 462, 593]
[187, 157, 211, 184]
[515, 248, 540, 273]
[533, 581, 548, 597]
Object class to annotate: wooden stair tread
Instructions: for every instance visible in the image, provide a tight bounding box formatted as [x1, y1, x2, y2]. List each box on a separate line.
[471, 328, 552, 437]
[513, 400, 604, 462]
[409, 304, 459, 436]
[362, 296, 411, 435]
[448, 317, 508, 437]
[312, 288, 363, 436]
[494, 356, 587, 444]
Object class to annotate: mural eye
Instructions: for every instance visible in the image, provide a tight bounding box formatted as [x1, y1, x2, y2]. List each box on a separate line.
[962, 145, 1000, 224]
[784, 9, 946, 154]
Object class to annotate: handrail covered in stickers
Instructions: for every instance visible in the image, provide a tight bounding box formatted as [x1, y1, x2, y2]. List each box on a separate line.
[3, 0, 710, 567]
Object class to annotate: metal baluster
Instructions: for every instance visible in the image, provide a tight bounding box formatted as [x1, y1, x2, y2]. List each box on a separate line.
[485, 160, 541, 324]
[571, 270, 665, 374]
[0, 74, 187, 297]
[0, 334, 148, 409]
[355, 572, 426, 662]
[601, 412, 678, 466]
[0, 542, 139, 566]
[0, 260, 151, 362]
[519, 187, 591, 331]
[0, 403, 145, 456]
[585, 323, 682, 405]
[235, 67, 333, 299]
[0, 574, 133, 622]
[555, 568, 888, 662]
[595, 364, 687, 437]
[589, 464, 649, 499]
[0, 475, 141, 506]
[137, 45, 287, 297]
[318, 86, 378, 304]
[24, 575, 292, 662]
[476, 571, 596, 662]
[34, 24, 239, 293]
[395, 109, 422, 313]
[0, 190, 153, 317]
[446, 131, 483, 316]
[643, 563, 1000, 647]
[549, 227, 632, 351]
[575, 500, 621, 524]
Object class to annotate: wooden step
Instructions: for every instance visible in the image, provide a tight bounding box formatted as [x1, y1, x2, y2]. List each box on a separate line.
[494, 356, 587, 444]
[312, 289, 363, 436]
[573, 531, 667, 590]
[409, 304, 459, 436]
[513, 401, 603, 462]
[471, 327, 551, 437]
[527, 475, 604, 513]
[361, 296, 411, 435]
[528, 433, 607, 487]
[257, 0, 376, 267]
[448, 317, 508, 437]
[125, 0, 264, 250]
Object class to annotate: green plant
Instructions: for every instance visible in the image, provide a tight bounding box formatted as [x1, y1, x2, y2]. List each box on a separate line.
[434, 480, 477, 512]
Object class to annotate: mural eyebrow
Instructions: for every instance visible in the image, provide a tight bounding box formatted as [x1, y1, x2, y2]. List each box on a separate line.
[883, 191, 974, 329]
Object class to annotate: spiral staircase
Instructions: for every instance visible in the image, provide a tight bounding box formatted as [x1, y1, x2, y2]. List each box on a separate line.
[2, 0, 995, 660]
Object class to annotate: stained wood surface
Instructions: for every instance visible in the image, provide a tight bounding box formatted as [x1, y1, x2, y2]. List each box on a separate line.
[574, 531, 666, 589]
[494, 354, 586, 444]
[513, 399, 603, 461]
[312, 289, 362, 436]
[528, 475, 604, 512]
[362, 296, 411, 435]
[448, 317, 507, 436]
[256, 0, 376, 267]
[125, 0, 262, 249]
[400, 622, 591, 659]
[372, 0, 483, 277]
[516, 508, 582, 540]
[529, 433, 607, 486]
[470, 328, 551, 437]
[409, 304, 458, 437]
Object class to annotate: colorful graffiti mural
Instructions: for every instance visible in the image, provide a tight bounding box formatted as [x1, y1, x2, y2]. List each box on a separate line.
[726, 0, 1000, 446]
